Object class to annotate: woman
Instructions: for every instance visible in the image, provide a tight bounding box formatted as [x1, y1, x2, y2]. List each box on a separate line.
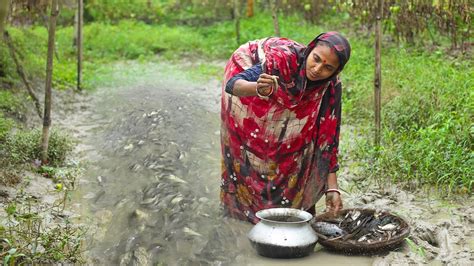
[220, 32, 351, 224]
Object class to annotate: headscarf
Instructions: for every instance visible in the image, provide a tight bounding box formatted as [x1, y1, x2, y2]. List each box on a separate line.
[260, 32, 351, 107]
[300, 31, 351, 88]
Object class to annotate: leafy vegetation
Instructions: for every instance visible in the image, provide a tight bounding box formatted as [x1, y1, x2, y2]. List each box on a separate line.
[1, 128, 73, 167]
[342, 42, 473, 193]
[1, 189, 85, 264]
[0, 113, 13, 140]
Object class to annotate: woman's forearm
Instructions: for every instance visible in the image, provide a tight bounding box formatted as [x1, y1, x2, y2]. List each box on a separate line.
[327, 172, 338, 189]
[232, 80, 258, 97]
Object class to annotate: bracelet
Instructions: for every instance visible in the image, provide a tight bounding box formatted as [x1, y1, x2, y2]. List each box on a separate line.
[325, 188, 341, 195]
[256, 86, 274, 99]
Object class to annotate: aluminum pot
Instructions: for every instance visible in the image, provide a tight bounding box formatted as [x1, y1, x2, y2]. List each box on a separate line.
[247, 208, 318, 258]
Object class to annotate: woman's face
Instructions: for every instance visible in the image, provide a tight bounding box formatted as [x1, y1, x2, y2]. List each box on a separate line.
[305, 43, 340, 81]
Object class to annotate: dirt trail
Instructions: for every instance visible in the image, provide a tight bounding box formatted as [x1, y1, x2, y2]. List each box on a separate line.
[65, 61, 472, 265]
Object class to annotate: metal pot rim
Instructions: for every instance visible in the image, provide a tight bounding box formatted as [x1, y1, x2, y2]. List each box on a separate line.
[255, 208, 313, 223]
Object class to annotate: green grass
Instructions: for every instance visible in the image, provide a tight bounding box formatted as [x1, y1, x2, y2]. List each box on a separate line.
[0, 112, 13, 140]
[342, 39, 473, 193]
[0, 90, 20, 112]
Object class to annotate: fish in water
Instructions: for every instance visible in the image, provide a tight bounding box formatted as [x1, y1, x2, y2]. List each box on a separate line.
[312, 222, 346, 237]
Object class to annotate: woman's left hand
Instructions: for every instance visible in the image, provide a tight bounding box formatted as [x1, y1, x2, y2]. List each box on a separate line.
[325, 192, 343, 216]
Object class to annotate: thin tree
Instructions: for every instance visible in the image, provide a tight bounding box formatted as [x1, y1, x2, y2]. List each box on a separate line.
[77, 0, 83, 91]
[246, 0, 254, 17]
[3, 31, 42, 118]
[233, 0, 240, 45]
[269, 0, 280, 36]
[374, 0, 384, 146]
[41, 0, 60, 164]
[73, 3, 78, 46]
[0, 0, 8, 32]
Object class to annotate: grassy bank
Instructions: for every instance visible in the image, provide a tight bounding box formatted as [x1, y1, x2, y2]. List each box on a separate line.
[0, 27, 85, 264]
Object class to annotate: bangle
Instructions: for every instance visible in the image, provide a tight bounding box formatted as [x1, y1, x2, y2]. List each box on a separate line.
[256, 86, 273, 99]
[325, 188, 341, 195]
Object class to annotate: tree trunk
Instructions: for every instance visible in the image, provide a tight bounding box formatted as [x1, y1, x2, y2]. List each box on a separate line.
[246, 0, 254, 17]
[77, 0, 83, 91]
[310, 0, 319, 23]
[3, 30, 43, 118]
[270, 0, 280, 36]
[0, 0, 9, 32]
[73, 5, 78, 46]
[41, 0, 60, 164]
[374, 0, 384, 146]
[233, 0, 240, 45]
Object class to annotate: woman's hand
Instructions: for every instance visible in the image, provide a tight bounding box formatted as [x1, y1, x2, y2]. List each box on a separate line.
[256, 73, 278, 96]
[325, 191, 343, 216]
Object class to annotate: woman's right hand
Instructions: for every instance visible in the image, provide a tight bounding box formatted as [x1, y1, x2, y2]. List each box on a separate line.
[256, 73, 278, 96]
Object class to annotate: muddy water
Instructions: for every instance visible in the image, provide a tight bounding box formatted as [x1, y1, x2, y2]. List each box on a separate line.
[69, 61, 472, 265]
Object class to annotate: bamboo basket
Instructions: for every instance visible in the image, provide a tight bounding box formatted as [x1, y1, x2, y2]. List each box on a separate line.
[312, 208, 410, 254]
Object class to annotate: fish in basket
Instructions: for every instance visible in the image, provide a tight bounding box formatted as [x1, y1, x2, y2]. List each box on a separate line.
[311, 208, 410, 254]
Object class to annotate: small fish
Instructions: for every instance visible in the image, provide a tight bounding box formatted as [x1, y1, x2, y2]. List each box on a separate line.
[351, 210, 361, 221]
[379, 223, 398, 231]
[165, 174, 188, 184]
[313, 222, 346, 237]
[357, 234, 368, 242]
[183, 227, 202, 237]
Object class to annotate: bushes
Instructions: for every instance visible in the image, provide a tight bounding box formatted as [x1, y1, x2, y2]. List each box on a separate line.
[1, 128, 74, 167]
[0, 113, 13, 140]
[0, 90, 20, 113]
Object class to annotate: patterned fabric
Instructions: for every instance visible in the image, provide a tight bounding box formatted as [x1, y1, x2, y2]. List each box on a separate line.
[225, 63, 262, 94]
[220, 32, 351, 224]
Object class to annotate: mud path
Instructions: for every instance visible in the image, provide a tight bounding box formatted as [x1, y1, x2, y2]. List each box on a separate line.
[66, 61, 473, 265]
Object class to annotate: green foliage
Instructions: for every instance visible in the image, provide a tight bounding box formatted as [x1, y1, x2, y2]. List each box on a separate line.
[343, 41, 473, 193]
[0, 43, 16, 84]
[79, 13, 325, 63]
[0, 26, 77, 91]
[83, 20, 204, 60]
[0, 90, 20, 113]
[38, 165, 80, 190]
[0, 128, 74, 166]
[0, 112, 13, 140]
[1, 192, 85, 264]
[5, 27, 46, 78]
[85, 0, 164, 23]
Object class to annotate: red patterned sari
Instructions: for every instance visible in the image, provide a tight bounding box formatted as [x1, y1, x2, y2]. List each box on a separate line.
[220, 34, 348, 224]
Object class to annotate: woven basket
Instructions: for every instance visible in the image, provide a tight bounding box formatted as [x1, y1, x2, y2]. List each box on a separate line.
[312, 208, 410, 254]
